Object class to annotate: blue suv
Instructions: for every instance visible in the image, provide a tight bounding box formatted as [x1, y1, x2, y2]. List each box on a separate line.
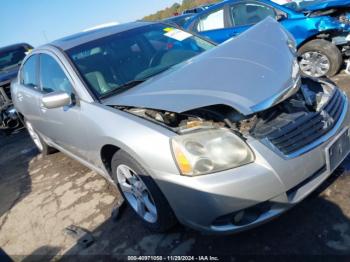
[184, 0, 350, 77]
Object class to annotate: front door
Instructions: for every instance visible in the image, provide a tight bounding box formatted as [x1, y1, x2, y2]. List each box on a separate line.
[35, 52, 87, 159]
[228, 1, 278, 39]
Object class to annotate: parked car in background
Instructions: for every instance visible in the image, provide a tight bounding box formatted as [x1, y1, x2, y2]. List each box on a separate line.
[0, 43, 33, 134]
[184, 0, 350, 77]
[12, 19, 350, 233]
[163, 13, 195, 28]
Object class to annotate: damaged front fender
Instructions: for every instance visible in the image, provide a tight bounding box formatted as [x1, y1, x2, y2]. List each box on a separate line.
[282, 15, 350, 47]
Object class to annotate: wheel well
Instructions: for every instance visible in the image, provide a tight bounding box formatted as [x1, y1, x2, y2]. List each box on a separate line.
[298, 30, 337, 49]
[101, 144, 120, 174]
[17, 112, 25, 125]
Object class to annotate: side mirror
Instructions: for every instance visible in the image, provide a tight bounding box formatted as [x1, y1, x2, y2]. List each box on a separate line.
[41, 91, 72, 109]
[276, 12, 287, 21]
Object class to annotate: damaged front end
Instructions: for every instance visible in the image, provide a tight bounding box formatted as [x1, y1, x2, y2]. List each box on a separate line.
[308, 7, 350, 23]
[113, 77, 346, 160]
[306, 7, 350, 59]
[105, 18, 346, 171]
[251, 78, 346, 157]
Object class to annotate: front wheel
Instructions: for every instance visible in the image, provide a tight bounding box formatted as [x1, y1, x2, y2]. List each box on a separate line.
[298, 39, 342, 78]
[111, 150, 177, 232]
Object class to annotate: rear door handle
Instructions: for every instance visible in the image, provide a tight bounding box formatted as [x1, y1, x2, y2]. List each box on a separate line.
[17, 93, 24, 101]
[40, 103, 47, 113]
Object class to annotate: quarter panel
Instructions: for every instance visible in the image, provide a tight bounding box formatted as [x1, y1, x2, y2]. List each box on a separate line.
[13, 85, 42, 128]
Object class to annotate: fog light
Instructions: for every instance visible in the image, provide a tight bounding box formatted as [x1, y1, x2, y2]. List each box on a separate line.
[212, 202, 272, 227]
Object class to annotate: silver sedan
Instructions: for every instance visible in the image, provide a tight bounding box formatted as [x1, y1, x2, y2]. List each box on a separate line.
[12, 18, 350, 233]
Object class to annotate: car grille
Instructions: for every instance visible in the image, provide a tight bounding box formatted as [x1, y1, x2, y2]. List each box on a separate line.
[266, 88, 345, 156]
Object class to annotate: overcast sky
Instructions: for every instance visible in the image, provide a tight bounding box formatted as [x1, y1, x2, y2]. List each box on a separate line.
[1, 0, 178, 47]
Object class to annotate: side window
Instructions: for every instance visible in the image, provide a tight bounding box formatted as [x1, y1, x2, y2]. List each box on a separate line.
[196, 8, 225, 32]
[230, 2, 276, 27]
[40, 54, 73, 94]
[21, 55, 37, 88]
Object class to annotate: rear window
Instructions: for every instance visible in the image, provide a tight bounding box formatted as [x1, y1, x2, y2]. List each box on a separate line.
[197, 8, 225, 32]
[0, 46, 29, 72]
[21, 55, 37, 88]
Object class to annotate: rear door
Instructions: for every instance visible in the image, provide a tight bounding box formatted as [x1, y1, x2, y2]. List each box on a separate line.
[192, 5, 234, 43]
[15, 54, 43, 129]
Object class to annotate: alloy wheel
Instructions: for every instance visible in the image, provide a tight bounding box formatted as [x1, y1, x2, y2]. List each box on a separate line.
[299, 51, 330, 77]
[116, 164, 158, 223]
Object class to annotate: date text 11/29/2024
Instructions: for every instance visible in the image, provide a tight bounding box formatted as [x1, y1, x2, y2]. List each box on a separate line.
[127, 256, 220, 261]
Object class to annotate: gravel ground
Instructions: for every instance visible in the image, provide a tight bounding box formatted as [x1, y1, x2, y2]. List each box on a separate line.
[0, 73, 350, 260]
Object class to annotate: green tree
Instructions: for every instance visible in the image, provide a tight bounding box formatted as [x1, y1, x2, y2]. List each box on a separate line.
[143, 0, 221, 21]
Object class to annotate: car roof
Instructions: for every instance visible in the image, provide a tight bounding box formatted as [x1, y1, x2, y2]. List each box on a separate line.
[202, 0, 279, 9]
[164, 13, 194, 19]
[49, 21, 154, 51]
[0, 43, 33, 52]
[163, 13, 194, 22]
[183, 0, 296, 27]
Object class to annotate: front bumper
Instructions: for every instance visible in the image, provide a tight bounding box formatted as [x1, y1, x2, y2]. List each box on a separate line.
[153, 90, 350, 234]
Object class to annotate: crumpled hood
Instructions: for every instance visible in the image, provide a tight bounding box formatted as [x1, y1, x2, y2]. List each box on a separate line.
[300, 0, 350, 12]
[103, 17, 299, 116]
[0, 67, 19, 84]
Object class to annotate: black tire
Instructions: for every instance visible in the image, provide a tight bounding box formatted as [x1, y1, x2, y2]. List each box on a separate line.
[111, 150, 177, 232]
[24, 120, 57, 155]
[298, 39, 342, 77]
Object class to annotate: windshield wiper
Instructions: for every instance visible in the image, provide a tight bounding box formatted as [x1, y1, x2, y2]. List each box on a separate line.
[100, 79, 146, 99]
[140, 65, 173, 80]
[99, 66, 173, 99]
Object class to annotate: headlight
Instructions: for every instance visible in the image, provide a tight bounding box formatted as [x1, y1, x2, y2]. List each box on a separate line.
[171, 129, 254, 176]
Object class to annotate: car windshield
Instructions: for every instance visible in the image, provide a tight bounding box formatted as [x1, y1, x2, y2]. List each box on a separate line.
[0, 46, 28, 72]
[67, 23, 214, 98]
[164, 15, 194, 27]
[284, 0, 323, 11]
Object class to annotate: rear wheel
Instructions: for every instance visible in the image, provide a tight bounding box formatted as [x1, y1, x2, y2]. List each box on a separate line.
[111, 150, 177, 232]
[298, 39, 342, 77]
[25, 120, 56, 155]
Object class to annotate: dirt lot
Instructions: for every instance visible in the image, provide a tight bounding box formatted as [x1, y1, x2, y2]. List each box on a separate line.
[1, 73, 350, 260]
